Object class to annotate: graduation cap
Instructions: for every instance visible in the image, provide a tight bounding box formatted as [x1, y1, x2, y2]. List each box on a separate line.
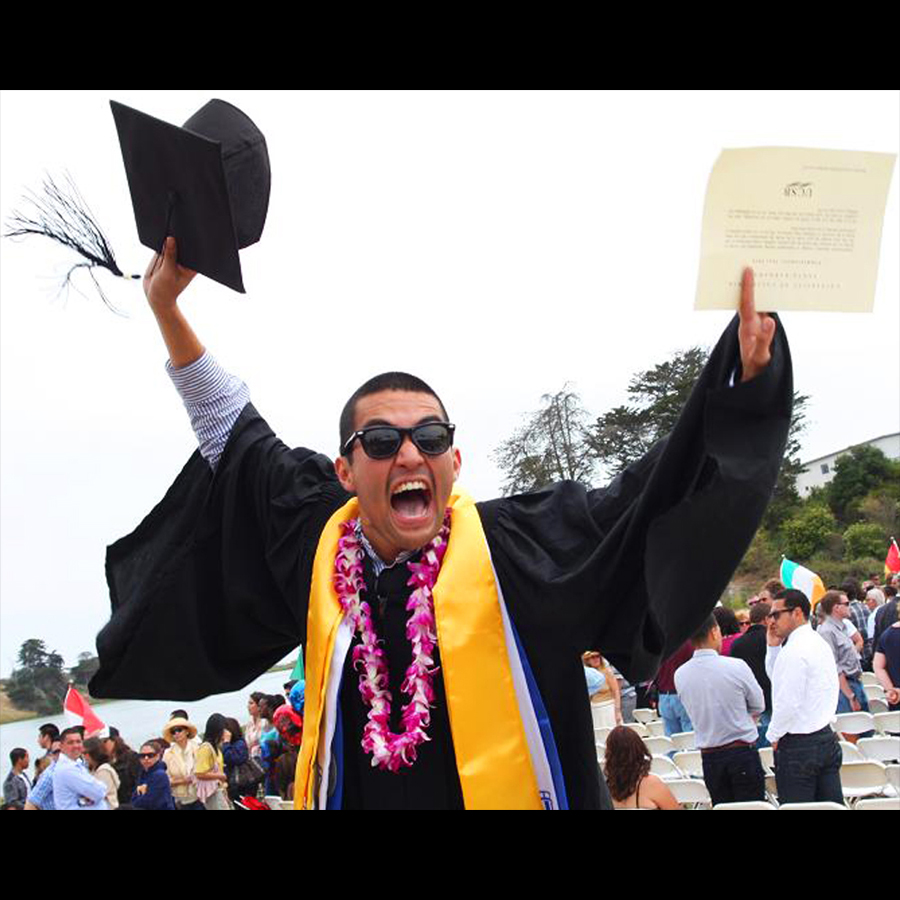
[111, 98, 270, 293]
[5, 98, 270, 303]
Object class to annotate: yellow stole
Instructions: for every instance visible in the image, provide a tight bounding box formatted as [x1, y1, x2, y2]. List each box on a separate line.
[295, 487, 542, 809]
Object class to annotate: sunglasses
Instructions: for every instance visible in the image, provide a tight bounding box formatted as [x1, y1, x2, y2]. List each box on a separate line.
[138, 752, 158, 760]
[342, 422, 456, 460]
[767, 607, 797, 620]
[170, 727, 186, 734]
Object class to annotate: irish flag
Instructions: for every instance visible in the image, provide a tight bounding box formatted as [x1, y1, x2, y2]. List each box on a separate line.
[780, 557, 826, 609]
[886, 538, 900, 577]
[64, 685, 107, 738]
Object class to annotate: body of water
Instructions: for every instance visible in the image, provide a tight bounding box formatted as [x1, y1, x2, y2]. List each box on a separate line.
[0, 670, 293, 790]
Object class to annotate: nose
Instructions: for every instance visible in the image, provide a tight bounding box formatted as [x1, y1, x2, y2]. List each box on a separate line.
[394, 432, 424, 466]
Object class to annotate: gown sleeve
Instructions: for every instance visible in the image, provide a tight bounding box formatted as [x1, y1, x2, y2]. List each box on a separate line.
[477, 314, 793, 683]
[90, 403, 350, 701]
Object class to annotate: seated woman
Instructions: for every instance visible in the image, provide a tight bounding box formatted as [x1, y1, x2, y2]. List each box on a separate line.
[603, 726, 680, 809]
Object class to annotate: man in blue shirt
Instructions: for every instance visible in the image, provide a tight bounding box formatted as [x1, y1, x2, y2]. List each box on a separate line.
[25, 740, 60, 810]
[52, 728, 108, 810]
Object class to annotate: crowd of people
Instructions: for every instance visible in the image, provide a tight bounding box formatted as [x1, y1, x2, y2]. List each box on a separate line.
[592, 571, 900, 809]
[6, 570, 897, 810]
[3, 679, 305, 810]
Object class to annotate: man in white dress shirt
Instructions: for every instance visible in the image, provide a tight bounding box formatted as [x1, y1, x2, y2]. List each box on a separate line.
[765, 589, 842, 805]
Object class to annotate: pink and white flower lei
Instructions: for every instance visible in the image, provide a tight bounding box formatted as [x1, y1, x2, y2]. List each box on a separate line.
[333, 512, 450, 773]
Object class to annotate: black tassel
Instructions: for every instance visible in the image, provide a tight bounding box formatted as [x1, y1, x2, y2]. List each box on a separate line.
[4, 172, 139, 312]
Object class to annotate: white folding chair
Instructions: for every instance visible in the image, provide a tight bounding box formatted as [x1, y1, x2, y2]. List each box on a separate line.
[885, 764, 900, 795]
[624, 722, 649, 738]
[874, 711, 900, 735]
[672, 750, 704, 779]
[856, 736, 900, 764]
[712, 800, 777, 810]
[650, 754, 684, 781]
[864, 683, 886, 703]
[632, 708, 658, 726]
[647, 720, 667, 737]
[860, 672, 879, 686]
[779, 801, 848, 810]
[868, 698, 889, 715]
[834, 712, 876, 736]
[840, 760, 887, 801]
[839, 740, 866, 763]
[671, 731, 697, 752]
[853, 796, 900, 810]
[644, 735, 675, 756]
[278, 799, 294, 810]
[758, 746, 775, 772]
[666, 778, 711, 808]
[764, 773, 778, 803]
[594, 726, 612, 747]
[263, 794, 283, 810]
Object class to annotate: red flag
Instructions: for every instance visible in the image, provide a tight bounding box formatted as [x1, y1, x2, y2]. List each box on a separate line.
[64, 685, 106, 737]
[887, 539, 900, 576]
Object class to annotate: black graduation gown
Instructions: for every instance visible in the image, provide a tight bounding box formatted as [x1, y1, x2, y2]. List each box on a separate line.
[90, 315, 793, 808]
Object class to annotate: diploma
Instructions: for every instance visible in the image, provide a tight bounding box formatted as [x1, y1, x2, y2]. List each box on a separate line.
[695, 147, 896, 312]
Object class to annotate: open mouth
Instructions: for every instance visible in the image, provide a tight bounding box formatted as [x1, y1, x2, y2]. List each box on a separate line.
[390, 480, 433, 522]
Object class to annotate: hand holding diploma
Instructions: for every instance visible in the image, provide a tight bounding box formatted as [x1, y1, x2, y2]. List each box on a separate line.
[737, 267, 776, 382]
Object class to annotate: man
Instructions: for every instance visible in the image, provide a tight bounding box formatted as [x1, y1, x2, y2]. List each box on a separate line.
[89, 240, 790, 809]
[873, 619, 900, 711]
[52, 727, 109, 810]
[35, 723, 59, 779]
[674, 613, 766, 805]
[755, 579, 783, 607]
[842, 580, 868, 633]
[817, 590, 872, 738]
[765, 589, 842, 805]
[3, 749, 31, 809]
[873, 586, 899, 653]
[730, 600, 773, 747]
[24, 739, 60, 810]
[653, 641, 694, 737]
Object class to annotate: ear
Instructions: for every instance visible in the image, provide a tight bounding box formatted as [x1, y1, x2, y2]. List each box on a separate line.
[452, 448, 462, 482]
[334, 455, 356, 494]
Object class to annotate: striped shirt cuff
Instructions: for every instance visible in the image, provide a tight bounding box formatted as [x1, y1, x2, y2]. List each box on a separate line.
[166, 352, 250, 469]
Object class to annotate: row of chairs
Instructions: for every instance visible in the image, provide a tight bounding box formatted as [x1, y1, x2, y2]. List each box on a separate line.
[596, 710, 900, 750]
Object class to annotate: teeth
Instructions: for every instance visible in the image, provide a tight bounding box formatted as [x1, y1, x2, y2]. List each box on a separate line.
[392, 480, 427, 495]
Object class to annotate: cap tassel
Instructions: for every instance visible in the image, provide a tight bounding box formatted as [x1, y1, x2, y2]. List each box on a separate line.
[4, 172, 139, 311]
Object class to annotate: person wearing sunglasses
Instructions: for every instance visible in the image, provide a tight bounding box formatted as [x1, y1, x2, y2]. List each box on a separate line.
[764, 589, 842, 805]
[91, 241, 791, 811]
[132, 741, 176, 810]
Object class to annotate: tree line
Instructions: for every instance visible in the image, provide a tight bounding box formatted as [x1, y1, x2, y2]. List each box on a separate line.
[4, 640, 99, 715]
[492, 347, 898, 587]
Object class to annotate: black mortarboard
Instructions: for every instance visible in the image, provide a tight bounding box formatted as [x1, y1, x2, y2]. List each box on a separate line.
[5, 98, 271, 304]
[110, 99, 271, 293]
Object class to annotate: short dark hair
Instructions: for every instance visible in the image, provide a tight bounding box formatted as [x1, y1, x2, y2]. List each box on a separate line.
[713, 606, 740, 636]
[840, 579, 860, 602]
[762, 579, 784, 598]
[749, 601, 771, 625]
[59, 726, 83, 742]
[39, 723, 60, 741]
[339, 372, 449, 457]
[9, 748, 27, 767]
[690, 613, 719, 646]
[821, 590, 847, 616]
[774, 588, 810, 620]
[170, 709, 188, 720]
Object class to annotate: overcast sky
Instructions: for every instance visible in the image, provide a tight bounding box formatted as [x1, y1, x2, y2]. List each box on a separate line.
[1, 90, 897, 678]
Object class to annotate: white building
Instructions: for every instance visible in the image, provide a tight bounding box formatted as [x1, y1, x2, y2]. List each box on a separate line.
[797, 432, 900, 497]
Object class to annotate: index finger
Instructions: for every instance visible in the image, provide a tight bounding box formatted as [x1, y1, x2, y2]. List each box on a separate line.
[739, 266, 755, 322]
